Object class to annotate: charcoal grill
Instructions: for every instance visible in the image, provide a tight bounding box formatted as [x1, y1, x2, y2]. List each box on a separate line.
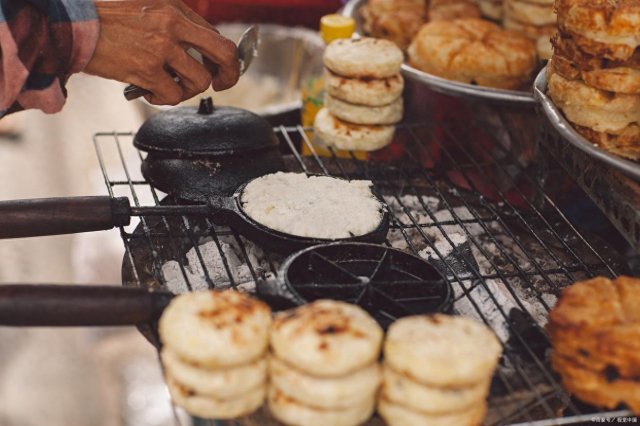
[89, 105, 636, 425]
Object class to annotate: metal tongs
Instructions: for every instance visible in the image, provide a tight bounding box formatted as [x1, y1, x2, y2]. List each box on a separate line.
[123, 25, 259, 101]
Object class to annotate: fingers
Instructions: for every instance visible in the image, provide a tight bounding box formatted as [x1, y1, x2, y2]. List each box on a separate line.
[175, 19, 240, 91]
[142, 71, 184, 106]
[166, 47, 213, 99]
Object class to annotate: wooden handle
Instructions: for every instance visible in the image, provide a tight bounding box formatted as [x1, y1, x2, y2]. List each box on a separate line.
[0, 196, 131, 239]
[0, 285, 174, 326]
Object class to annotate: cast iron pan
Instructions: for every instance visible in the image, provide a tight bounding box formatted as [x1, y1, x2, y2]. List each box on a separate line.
[205, 176, 391, 254]
[257, 243, 452, 329]
[0, 174, 390, 255]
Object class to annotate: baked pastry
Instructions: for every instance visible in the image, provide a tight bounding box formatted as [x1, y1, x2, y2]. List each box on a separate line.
[429, 0, 482, 21]
[477, 0, 504, 20]
[552, 33, 640, 94]
[158, 290, 272, 367]
[551, 353, 640, 414]
[268, 386, 376, 426]
[537, 35, 554, 60]
[547, 69, 640, 134]
[269, 356, 380, 409]
[384, 314, 502, 387]
[382, 365, 491, 414]
[547, 276, 640, 413]
[268, 300, 381, 425]
[324, 94, 403, 125]
[324, 69, 404, 106]
[162, 349, 267, 399]
[504, 18, 556, 59]
[378, 396, 487, 426]
[556, 0, 640, 61]
[360, 0, 427, 50]
[574, 124, 640, 160]
[504, 0, 555, 26]
[313, 108, 395, 151]
[503, 16, 556, 39]
[324, 37, 404, 79]
[167, 377, 266, 419]
[549, 320, 640, 378]
[502, 0, 555, 59]
[270, 300, 384, 377]
[408, 18, 537, 89]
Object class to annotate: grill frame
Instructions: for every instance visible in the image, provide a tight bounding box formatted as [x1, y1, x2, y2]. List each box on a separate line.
[94, 119, 634, 425]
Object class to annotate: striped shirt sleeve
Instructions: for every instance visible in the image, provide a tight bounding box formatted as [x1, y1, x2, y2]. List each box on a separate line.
[0, 0, 99, 117]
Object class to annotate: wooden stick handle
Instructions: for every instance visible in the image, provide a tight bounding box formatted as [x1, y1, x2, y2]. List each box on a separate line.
[0, 196, 131, 239]
[0, 285, 174, 326]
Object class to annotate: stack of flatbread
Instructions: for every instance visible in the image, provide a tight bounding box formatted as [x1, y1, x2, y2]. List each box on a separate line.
[268, 300, 383, 426]
[503, 0, 556, 59]
[314, 37, 404, 152]
[547, 0, 640, 160]
[379, 314, 502, 426]
[546, 276, 640, 414]
[158, 290, 272, 419]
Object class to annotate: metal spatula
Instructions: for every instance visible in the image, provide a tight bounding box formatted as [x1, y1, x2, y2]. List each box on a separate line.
[123, 25, 259, 101]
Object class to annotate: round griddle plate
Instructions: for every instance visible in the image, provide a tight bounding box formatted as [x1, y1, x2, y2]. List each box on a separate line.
[279, 242, 452, 328]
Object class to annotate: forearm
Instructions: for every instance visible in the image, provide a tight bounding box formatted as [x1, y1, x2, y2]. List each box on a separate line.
[0, 0, 99, 116]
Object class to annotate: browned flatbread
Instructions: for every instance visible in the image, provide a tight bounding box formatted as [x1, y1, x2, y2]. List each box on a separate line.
[574, 124, 640, 160]
[551, 353, 640, 414]
[504, 0, 556, 26]
[547, 277, 627, 332]
[503, 17, 556, 39]
[547, 276, 640, 386]
[616, 275, 640, 321]
[360, 0, 427, 51]
[549, 325, 640, 379]
[556, 0, 640, 61]
[408, 18, 537, 90]
[546, 70, 640, 138]
[429, 0, 482, 22]
[551, 34, 640, 94]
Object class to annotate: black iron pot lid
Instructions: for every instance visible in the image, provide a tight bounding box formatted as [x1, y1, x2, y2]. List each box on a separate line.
[133, 97, 279, 157]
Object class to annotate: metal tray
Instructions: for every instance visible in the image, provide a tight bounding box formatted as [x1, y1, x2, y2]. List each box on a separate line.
[342, 0, 536, 106]
[533, 66, 640, 181]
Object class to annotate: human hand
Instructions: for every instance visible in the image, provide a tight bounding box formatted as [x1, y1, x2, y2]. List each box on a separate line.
[84, 0, 240, 105]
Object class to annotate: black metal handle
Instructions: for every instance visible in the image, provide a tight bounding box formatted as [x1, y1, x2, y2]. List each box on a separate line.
[0, 285, 174, 326]
[0, 196, 131, 239]
[124, 84, 151, 101]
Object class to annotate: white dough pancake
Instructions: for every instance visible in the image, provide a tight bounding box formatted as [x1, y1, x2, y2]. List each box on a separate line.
[270, 300, 384, 377]
[159, 290, 272, 367]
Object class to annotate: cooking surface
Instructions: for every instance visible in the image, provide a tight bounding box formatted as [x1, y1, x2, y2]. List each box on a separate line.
[96, 118, 629, 424]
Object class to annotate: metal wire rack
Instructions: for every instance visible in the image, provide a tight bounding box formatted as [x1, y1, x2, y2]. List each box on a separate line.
[93, 113, 635, 425]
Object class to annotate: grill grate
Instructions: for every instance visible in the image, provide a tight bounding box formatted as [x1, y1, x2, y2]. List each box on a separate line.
[94, 117, 634, 425]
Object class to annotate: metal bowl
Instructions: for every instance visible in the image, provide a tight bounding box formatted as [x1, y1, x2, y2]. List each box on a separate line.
[143, 24, 325, 118]
[342, 0, 536, 106]
[534, 66, 640, 181]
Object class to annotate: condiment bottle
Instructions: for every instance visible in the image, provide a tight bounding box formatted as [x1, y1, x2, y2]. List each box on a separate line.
[301, 14, 366, 159]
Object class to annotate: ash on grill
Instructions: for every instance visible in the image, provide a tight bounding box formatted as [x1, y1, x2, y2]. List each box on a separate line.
[161, 235, 270, 294]
[101, 120, 628, 425]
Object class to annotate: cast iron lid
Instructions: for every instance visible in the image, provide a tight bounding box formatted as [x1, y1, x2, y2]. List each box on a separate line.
[133, 97, 279, 157]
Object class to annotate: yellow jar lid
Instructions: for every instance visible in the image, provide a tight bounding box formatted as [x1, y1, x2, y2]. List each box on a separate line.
[320, 14, 356, 44]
